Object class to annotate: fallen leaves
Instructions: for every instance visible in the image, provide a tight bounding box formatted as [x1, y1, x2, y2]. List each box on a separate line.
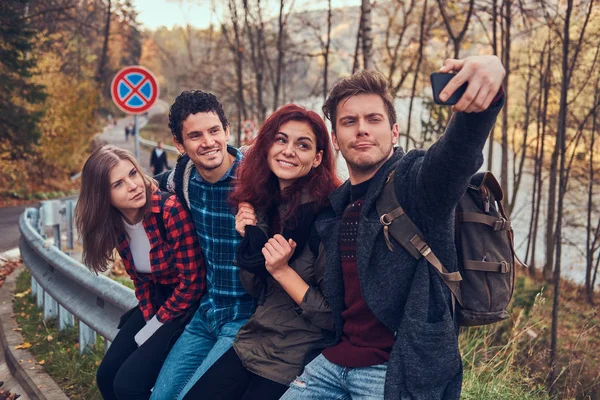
[14, 342, 31, 350]
[13, 288, 31, 298]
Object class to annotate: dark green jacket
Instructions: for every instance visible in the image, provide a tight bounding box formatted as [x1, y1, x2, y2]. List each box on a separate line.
[233, 199, 334, 385]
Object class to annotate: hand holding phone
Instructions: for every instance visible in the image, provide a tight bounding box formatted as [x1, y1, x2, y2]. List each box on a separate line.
[434, 56, 506, 113]
[430, 72, 468, 106]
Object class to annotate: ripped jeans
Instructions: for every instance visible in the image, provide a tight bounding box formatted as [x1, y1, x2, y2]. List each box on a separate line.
[280, 354, 387, 400]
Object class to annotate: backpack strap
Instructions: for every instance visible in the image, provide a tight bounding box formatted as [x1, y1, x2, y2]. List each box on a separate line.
[156, 191, 172, 242]
[376, 172, 463, 307]
[483, 173, 529, 269]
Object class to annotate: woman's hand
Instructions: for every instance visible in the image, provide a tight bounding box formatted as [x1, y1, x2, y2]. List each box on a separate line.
[235, 202, 257, 237]
[262, 234, 297, 277]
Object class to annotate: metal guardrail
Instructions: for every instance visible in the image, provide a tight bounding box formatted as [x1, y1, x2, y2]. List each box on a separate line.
[18, 203, 137, 353]
[138, 135, 179, 155]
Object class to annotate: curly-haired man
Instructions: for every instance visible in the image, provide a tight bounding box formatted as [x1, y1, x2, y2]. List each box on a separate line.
[150, 90, 254, 400]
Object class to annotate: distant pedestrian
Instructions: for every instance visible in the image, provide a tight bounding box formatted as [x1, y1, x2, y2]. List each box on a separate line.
[150, 141, 170, 175]
[125, 125, 131, 141]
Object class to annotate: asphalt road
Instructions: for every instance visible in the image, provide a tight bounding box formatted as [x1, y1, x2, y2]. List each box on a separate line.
[0, 204, 27, 252]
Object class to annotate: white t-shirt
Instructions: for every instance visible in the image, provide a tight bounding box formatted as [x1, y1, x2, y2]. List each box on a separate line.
[123, 219, 152, 273]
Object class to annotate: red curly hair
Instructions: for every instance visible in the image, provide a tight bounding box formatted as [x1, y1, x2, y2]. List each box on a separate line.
[230, 104, 341, 224]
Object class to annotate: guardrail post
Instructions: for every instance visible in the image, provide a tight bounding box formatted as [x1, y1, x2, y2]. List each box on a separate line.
[65, 200, 75, 250]
[43, 291, 58, 320]
[31, 276, 37, 299]
[59, 305, 74, 330]
[79, 321, 96, 354]
[36, 286, 44, 309]
[53, 224, 62, 251]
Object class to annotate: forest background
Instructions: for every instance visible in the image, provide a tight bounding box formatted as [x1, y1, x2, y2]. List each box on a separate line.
[1, 0, 600, 397]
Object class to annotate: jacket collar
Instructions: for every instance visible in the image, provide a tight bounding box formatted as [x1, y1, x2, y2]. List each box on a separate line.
[328, 147, 406, 216]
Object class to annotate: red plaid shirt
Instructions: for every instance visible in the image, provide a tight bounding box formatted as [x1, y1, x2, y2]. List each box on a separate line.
[116, 192, 206, 323]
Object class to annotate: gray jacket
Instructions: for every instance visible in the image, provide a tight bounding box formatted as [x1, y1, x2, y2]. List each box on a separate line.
[316, 100, 503, 399]
[233, 200, 334, 385]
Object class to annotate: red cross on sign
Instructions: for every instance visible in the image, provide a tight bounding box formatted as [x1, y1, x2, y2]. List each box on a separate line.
[111, 66, 159, 115]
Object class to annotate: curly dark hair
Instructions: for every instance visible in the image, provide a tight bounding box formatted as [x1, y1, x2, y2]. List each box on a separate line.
[168, 90, 229, 143]
[230, 104, 341, 224]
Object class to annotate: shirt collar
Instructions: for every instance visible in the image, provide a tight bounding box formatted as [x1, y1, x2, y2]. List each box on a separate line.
[192, 145, 243, 183]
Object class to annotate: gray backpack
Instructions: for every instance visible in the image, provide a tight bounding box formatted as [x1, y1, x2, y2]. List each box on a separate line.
[376, 171, 520, 327]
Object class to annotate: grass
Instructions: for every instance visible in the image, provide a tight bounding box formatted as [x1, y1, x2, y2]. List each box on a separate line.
[11, 266, 600, 399]
[13, 269, 103, 400]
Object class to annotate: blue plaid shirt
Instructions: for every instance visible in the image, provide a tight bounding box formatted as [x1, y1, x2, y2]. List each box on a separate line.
[188, 146, 254, 330]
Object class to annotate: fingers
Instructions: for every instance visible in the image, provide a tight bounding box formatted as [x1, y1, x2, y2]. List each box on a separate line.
[439, 68, 469, 103]
[448, 55, 505, 112]
[439, 58, 465, 74]
[452, 77, 483, 112]
[235, 204, 257, 237]
[238, 202, 255, 213]
[262, 235, 296, 261]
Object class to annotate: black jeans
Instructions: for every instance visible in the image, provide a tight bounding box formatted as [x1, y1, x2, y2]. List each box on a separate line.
[96, 307, 185, 400]
[183, 347, 289, 400]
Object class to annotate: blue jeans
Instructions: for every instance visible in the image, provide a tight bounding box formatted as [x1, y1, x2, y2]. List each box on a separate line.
[150, 310, 247, 400]
[280, 354, 387, 400]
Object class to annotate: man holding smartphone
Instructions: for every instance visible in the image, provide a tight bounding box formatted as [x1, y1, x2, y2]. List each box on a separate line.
[280, 55, 505, 400]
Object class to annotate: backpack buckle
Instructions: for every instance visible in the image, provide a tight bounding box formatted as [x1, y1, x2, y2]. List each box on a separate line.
[500, 261, 509, 273]
[380, 214, 393, 226]
[493, 219, 510, 231]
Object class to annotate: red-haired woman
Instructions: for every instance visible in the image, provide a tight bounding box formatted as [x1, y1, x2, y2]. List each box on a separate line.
[75, 145, 205, 400]
[181, 104, 341, 400]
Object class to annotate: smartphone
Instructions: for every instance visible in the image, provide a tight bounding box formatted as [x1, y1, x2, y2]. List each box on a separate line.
[430, 72, 468, 106]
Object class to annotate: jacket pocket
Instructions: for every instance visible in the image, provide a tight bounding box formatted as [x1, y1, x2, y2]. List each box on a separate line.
[397, 314, 462, 399]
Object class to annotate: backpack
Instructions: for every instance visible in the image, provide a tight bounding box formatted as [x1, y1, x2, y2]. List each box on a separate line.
[376, 171, 520, 327]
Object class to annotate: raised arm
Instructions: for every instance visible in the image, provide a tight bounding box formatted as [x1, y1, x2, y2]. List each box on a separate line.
[415, 55, 505, 215]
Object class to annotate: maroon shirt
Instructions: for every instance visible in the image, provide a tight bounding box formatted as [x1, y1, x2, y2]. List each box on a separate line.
[323, 183, 395, 367]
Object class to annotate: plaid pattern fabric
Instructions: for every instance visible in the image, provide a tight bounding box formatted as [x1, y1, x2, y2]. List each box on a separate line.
[117, 191, 206, 323]
[188, 147, 254, 330]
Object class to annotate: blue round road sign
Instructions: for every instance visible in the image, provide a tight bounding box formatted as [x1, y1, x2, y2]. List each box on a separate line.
[111, 66, 159, 115]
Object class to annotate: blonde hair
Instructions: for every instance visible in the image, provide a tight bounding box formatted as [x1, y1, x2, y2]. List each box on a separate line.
[75, 145, 155, 273]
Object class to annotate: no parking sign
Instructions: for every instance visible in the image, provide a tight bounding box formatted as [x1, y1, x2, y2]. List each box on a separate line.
[111, 66, 159, 115]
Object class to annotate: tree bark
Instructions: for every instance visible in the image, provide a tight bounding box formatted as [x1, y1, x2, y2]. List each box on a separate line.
[487, 0, 498, 171]
[405, 0, 428, 150]
[500, 0, 511, 216]
[96, 0, 111, 88]
[272, 0, 286, 110]
[361, 0, 373, 70]
[549, 0, 572, 389]
[324, 0, 332, 102]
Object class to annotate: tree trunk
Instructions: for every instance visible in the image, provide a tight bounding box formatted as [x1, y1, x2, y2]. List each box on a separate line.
[361, 0, 373, 70]
[96, 0, 112, 88]
[244, 0, 266, 123]
[549, 0, 572, 389]
[324, 0, 332, 102]
[500, 0, 511, 215]
[586, 77, 599, 304]
[352, 10, 362, 74]
[405, 0, 428, 150]
[487, 0, 498, 171]
[273, 0, 286, 110]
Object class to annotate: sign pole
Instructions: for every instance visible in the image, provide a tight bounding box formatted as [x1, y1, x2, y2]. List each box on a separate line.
[134, 114, 140, 161]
